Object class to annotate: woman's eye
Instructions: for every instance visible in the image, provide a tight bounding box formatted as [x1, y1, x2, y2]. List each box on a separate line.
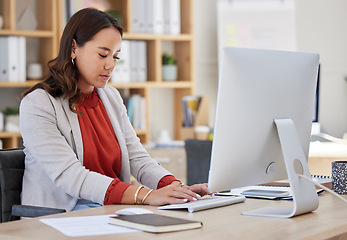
[114, 56, 120, 61]
[99, 54, 107, 58]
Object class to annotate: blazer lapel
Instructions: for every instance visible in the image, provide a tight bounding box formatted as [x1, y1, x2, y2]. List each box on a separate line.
[60, 96, 84, 163]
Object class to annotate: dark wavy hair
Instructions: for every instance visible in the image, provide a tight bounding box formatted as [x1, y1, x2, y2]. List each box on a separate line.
[22, 8, 123, 113]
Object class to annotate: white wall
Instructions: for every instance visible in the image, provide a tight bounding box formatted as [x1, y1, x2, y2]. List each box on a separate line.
[296, 0, 347, 138]
[193, 0, 219, 127]
[194, 0, 347, 138]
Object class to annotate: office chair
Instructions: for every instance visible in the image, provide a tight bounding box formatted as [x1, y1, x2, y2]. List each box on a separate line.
[0, 148, 66, 222]
[184, 139, 212, 185]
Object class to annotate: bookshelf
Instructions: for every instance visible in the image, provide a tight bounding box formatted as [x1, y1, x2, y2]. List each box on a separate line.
[0, 0, 195, 148]
[108, 0, 195, 142]
[0, 0, 62, 148]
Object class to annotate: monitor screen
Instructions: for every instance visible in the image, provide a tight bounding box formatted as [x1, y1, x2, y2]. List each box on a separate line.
[208, 47, 320, 193]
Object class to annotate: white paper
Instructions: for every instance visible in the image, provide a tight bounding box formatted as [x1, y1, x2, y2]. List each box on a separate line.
[40, 215, 139, 237]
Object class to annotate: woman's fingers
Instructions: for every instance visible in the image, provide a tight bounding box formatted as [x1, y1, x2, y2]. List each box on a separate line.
[189, 183, 210, 196]
[145, 184, 201, 206]
[171, 186, 201, 201]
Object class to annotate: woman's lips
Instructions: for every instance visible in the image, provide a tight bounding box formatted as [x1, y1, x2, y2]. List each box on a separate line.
[100, 75, 110, 81]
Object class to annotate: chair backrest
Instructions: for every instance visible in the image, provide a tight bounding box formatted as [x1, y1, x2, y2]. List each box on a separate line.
[184, 140, 212, 185]
[0, 148, 25, 222]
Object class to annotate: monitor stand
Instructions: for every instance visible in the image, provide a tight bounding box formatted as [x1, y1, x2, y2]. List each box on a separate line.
[242, 118, 319, 218]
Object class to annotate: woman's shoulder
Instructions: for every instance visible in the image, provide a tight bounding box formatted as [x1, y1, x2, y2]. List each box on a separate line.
[21, 88, 49, 103]
[21, 88, 62, 109]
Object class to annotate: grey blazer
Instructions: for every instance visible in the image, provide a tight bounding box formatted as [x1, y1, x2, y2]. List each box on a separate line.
[19, 85, 171, 211]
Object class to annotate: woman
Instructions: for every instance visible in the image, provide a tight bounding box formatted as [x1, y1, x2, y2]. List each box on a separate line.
[20, 8, 209, 211]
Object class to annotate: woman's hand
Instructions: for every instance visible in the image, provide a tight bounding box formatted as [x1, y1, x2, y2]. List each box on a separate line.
[188, 183, 210, 196]
[143, 182, 210, 206]
[144, 183, 201, 206]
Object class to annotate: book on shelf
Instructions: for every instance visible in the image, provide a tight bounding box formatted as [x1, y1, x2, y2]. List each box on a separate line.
[109, 213, 202, 233]
[124, 94, 146, 130]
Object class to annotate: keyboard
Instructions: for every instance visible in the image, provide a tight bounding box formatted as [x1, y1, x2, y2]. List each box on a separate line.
[158, 195, 246, 213]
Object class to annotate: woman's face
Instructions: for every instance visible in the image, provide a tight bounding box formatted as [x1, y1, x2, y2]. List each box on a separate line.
[71, 27, 122, 94]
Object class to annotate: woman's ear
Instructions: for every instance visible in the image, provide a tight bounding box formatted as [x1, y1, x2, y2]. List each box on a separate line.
[71, 39, 77, 59]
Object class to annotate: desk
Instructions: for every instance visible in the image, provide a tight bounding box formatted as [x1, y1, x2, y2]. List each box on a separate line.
[0, 192, 346, 240]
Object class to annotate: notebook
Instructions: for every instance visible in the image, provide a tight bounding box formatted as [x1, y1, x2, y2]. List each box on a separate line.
[109, 214, 202, 233]
[158, 195, 246, 213]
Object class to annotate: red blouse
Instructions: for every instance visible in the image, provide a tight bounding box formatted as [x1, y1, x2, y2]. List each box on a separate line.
[76, 89, 178, 205]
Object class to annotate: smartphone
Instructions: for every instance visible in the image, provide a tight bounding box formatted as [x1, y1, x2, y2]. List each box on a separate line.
[241, 189, 290, 197]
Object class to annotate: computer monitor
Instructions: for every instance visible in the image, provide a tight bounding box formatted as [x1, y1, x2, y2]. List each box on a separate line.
[208, 47, 320, 218]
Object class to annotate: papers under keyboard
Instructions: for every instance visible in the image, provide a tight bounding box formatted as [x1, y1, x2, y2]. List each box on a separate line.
[158, 195, 246, 213]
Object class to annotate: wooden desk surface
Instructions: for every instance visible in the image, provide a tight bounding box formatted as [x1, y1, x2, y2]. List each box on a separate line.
[0, 192, 346, 240]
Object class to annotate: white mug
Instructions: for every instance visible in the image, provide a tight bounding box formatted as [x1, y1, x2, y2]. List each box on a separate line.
[157, 129, 171, 143]
[27, 63, 43, 79]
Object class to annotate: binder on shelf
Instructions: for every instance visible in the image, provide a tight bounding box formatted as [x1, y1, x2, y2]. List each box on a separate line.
[163, 0, 170, 34]
[144, 0, 155, 33]
[164, 0, 181, 35]
[137, 41, 147, 82]
[17, 36, 26, 82]
[0, 37, 9, 81]
[0, 36, 26, 82]
[131, 0, 143, 33]
[137, 0, 146, 33]
[111, 40, 131, 83]
[145, 0, 164, 34]
[8, 36, 19, 82]
[153, 0, 164, 34]
[129, 41, 138, 81]
[129, 41, 147, 82]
